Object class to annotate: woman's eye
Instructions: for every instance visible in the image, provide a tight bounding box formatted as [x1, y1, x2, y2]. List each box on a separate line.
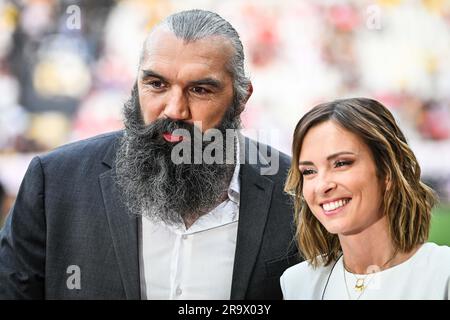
[301, 169, 316, 176]
[335, 160, 352, 168]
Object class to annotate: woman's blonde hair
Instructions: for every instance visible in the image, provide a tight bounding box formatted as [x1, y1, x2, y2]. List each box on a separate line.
[285, 98, 437, 267]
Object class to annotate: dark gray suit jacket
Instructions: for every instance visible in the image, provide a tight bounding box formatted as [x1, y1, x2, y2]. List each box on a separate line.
[0, 131, 300, 299]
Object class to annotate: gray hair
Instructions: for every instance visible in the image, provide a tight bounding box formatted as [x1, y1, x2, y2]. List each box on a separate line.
[141, 9, 251, 111]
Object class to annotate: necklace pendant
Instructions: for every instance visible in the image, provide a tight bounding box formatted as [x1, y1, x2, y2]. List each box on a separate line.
[355, 278, 365, 291]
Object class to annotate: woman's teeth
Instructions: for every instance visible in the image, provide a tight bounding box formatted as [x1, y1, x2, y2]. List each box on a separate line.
[322, 199, 350, 211]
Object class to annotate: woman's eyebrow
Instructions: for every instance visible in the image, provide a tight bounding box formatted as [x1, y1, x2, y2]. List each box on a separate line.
[299, 151, 355, 166]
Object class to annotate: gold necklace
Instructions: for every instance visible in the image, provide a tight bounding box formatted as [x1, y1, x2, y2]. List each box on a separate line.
[354, 274, 368, 292]
[342, 251, 397, 299]
[343, 267, 376, 300]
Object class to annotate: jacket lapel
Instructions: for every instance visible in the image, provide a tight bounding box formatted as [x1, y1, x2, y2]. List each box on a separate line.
[99, 138, 140, 299]
[230, 138, 274, 299]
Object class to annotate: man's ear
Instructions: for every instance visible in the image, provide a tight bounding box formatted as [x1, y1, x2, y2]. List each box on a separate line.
[245, 82, 253, 103]
[236, 82, 253, 115]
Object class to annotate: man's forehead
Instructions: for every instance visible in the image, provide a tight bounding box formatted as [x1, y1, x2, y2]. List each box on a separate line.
[141, 28, 235, 65]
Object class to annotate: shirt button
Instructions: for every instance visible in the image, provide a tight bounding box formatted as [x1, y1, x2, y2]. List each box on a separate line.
[176, 287, 182, 296]
[182, 235, 188, 240]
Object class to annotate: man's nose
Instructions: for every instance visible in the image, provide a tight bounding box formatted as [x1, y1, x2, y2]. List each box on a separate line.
[163, 89, 190, 121]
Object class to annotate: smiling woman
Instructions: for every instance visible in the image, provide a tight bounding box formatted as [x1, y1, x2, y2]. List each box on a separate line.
[281, 98, 450, 300]
[297, 120, 385, 237]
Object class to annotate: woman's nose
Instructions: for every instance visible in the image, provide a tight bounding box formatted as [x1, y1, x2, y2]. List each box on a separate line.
[316, 173, 337, 196]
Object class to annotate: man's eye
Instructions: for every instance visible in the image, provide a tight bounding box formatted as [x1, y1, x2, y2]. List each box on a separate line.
[148, 81, 165, 89]
[191, 87, 209, 95]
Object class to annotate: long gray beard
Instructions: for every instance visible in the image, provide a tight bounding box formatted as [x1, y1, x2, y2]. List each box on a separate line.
[114, 84, 240, 226]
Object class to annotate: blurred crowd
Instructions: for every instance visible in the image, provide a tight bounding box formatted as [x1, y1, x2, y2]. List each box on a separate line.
[1, 0, 450, 223]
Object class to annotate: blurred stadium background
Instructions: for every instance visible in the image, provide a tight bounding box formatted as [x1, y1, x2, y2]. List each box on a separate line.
[0, 0, 449, 244]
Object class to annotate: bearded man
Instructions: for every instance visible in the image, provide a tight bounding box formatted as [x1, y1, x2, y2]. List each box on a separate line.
[0, 9, 300, 299]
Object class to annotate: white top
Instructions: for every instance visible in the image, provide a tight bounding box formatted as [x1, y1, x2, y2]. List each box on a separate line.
[281, 242, 450, 300]
[140, 161, 240, 300]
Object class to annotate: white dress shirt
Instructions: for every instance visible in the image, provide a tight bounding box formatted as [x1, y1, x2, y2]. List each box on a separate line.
[140, 161, 241, 300]
[281, 242, 450, 300]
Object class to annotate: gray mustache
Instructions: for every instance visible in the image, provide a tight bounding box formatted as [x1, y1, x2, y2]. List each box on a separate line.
[128, 118, 196, 141]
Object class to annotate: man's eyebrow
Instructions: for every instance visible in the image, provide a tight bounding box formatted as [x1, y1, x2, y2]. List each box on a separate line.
[141, 70, 223, 89]
[187, 78, 223, 89]
[141, 69, 167, 82]
[298, 151, 356, 166]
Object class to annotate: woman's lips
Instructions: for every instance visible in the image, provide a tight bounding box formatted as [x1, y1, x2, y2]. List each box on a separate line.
[162, 132, 184, 143]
